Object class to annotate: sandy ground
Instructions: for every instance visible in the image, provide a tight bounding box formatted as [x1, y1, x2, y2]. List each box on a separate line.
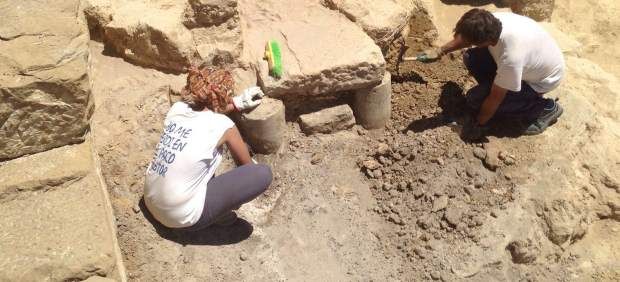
[89, 1, 620, 281]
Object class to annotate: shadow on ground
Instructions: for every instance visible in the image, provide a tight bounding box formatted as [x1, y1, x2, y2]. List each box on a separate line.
[139, 199, 254, 246]
[406, 81, 527, 139]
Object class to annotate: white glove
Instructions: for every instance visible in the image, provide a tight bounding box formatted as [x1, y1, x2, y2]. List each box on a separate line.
[233, 86, 265, 111]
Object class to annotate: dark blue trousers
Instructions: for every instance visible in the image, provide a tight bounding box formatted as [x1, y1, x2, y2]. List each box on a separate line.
[463, 47, 550, 121]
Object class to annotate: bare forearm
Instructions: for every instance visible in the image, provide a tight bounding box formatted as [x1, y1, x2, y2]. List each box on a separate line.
[440, 34, 470, 55]
[223, 127, 252, 166]
[477, 84, 507, 125]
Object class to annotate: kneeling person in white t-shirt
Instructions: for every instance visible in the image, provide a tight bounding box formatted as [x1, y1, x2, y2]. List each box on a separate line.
[420, 8, 564, 138]
[144, 66, 272, 230]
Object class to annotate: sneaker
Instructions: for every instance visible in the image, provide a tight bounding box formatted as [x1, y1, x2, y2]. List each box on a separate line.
[213, 212, 238, 226]
[523, 99, 563, 135]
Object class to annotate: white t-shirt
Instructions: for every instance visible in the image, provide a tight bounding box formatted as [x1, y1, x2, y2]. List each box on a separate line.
[488, 12, 565, 93]
[144, 102, 234, 228]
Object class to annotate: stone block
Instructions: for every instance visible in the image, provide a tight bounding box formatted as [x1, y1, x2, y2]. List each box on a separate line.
[354, 72, 391, 129]
[239, 0, 385, 97]
[0, 0, 92, 160]
[183, 0, 239, 28]
[0, 174, 117, 281]
[85, 0, 243, 72]
[101, 1, 197, 72]
[323, 0, 411, 48]
[299, 104, 356, 135]
[0, 142, 92, 202]
[505, 0, 555, 21]
[83, 0, 114, 41]
[238, 97, 286, 154]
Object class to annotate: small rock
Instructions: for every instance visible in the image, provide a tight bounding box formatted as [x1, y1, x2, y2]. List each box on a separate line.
[451, 260, 482, 278]
[601, 175, 619, 190]
[239, 252, 248, 261]
[373, 170, 383, 178]
[413, 246, 427, 259]
[132, 203, 141, 214]
[388, 214, 404, 225]
[498, 151, 516, 165]
[465, 166, 477, 178]
[474, 178, 485, 188]
[464, 185, 475, 196]
[311, 153, 324, 164]
[391, 152, 403, 160]
[444, 207, 462, 226]
[483, 154, 500, 171]
[413, 188, 424, 198]
[432, 195, 448, 212]
[473, 147, 486, 160]
[378, 156, 390, 165]
[430, 271, 441, 280]
[356, 127, 366, 136]
[506, 239, 539, 264]
[456, 222, 468, 232]
[362, 159, 381, 170]
[398, 181, 407, 191]
[382, 183, 393, 191]
[376, 143, 390, 155]
[417, 216, 432, 229]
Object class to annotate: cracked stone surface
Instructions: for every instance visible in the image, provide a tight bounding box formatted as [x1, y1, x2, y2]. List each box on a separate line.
[323, 0, 411, 48]
[239, 0, 386, 97]
[85, 0, 243, 72]
[0, 140, 118, 281]
[0, 141, 93, 203]
[0, 0, 92, 160]
[0, 174, 117, 281]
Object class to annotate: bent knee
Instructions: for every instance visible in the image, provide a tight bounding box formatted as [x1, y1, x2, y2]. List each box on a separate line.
[252, 164, 273, 191]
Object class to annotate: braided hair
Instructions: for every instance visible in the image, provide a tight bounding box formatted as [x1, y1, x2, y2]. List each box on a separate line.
[181, 65, 234, 113]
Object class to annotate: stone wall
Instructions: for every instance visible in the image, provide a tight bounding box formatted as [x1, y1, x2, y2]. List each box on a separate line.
[0, 0, 92, 160]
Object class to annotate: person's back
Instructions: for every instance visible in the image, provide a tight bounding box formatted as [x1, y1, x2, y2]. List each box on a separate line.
[143, 66, 272, 231]
[489, 12, 564, 93]
[145, 102, 234, 228]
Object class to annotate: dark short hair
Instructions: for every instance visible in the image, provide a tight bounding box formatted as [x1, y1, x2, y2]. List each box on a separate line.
[454, 8, 502, 45]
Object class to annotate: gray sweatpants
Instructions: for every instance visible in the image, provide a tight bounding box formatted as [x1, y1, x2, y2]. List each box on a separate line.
[180, 163, 272, 231]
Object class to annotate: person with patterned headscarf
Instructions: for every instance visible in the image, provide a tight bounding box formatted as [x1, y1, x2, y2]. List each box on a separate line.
[144, 65, 272, 230]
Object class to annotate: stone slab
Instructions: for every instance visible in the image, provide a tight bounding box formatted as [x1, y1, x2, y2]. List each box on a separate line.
[85, 0, 243, 72]
[299, 104, 356, 135]
[239, 0, 386, 97]
[0, 174, 117, 281]
[0, 142, 93, 202]
[0, 0, 92, 160]
[323, 0, 411, 48]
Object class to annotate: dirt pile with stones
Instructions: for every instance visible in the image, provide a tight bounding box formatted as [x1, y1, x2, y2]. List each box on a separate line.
[355, 37, 533, 280]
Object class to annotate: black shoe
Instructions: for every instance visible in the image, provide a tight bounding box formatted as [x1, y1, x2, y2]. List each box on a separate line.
[523, 99, 563, 135]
